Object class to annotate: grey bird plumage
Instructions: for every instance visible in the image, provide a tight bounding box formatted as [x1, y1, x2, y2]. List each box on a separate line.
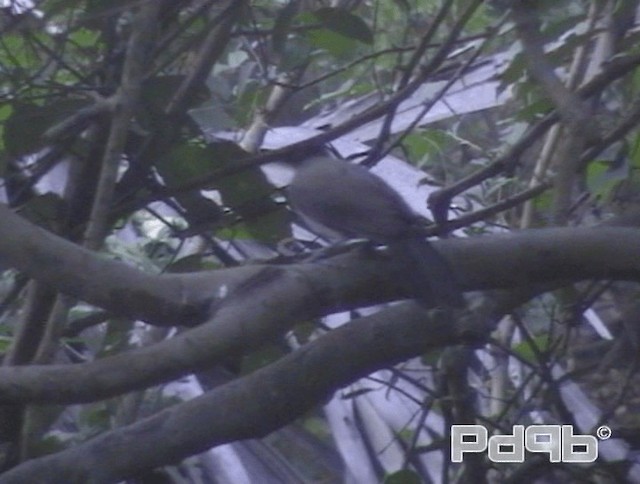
[288, 154, 464, 308]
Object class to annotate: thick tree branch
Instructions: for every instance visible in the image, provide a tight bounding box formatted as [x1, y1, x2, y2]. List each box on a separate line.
[0, 204, 218, 326]
[5, 192, 640, 321]
[0, 301, 488, 483]
[0, 203, 640, 404]
[84, 1, 160, 249]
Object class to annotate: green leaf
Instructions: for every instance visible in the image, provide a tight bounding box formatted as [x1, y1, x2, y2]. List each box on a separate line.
[31, 434, 66, 455]
[189, 102, 235, 136]
[384, 469, 422, 484]
[155, 142, 222, 189]
[586, 158, 629, 200]
[513, 334, 551, 364]
[306, 27, 358, 58]
[0, 336, 13, 354]
[629, 135, 640, 169]
[234, 80, 269, 125]
[16, 193, 66, 230]
[139, 76, 210, 130]
[391, 0, 411, 13]
[165, 254, 210, 273]
[0, 33, 36, 72]
[83, 0, 136, 27]
[241, 344, 287, 374]
[403, 129, 457, 165]
[0, 104, 13, 175]
[79, 403, 111, 431]
[277, 35, 315, 71]
[515, 92, 554, 122]
[69, 27, 100, 48]
[101, 318, 134, 356]
[420, 347, 444, 366]
[156, 141, 290, 243]
[272, 1, 299, 54]
[313, 8, 374, 45]
[4, 100, 91, 157]
[532, 190, 553, 221]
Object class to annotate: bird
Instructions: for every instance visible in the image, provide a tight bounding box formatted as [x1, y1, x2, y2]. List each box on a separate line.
[287, 151, 464, 308]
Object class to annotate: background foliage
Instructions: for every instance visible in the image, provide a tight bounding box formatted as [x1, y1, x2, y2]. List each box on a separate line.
[1, 0, 640, 482]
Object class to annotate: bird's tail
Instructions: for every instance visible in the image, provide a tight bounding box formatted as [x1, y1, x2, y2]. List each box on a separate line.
[389, 237, 464, 308]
